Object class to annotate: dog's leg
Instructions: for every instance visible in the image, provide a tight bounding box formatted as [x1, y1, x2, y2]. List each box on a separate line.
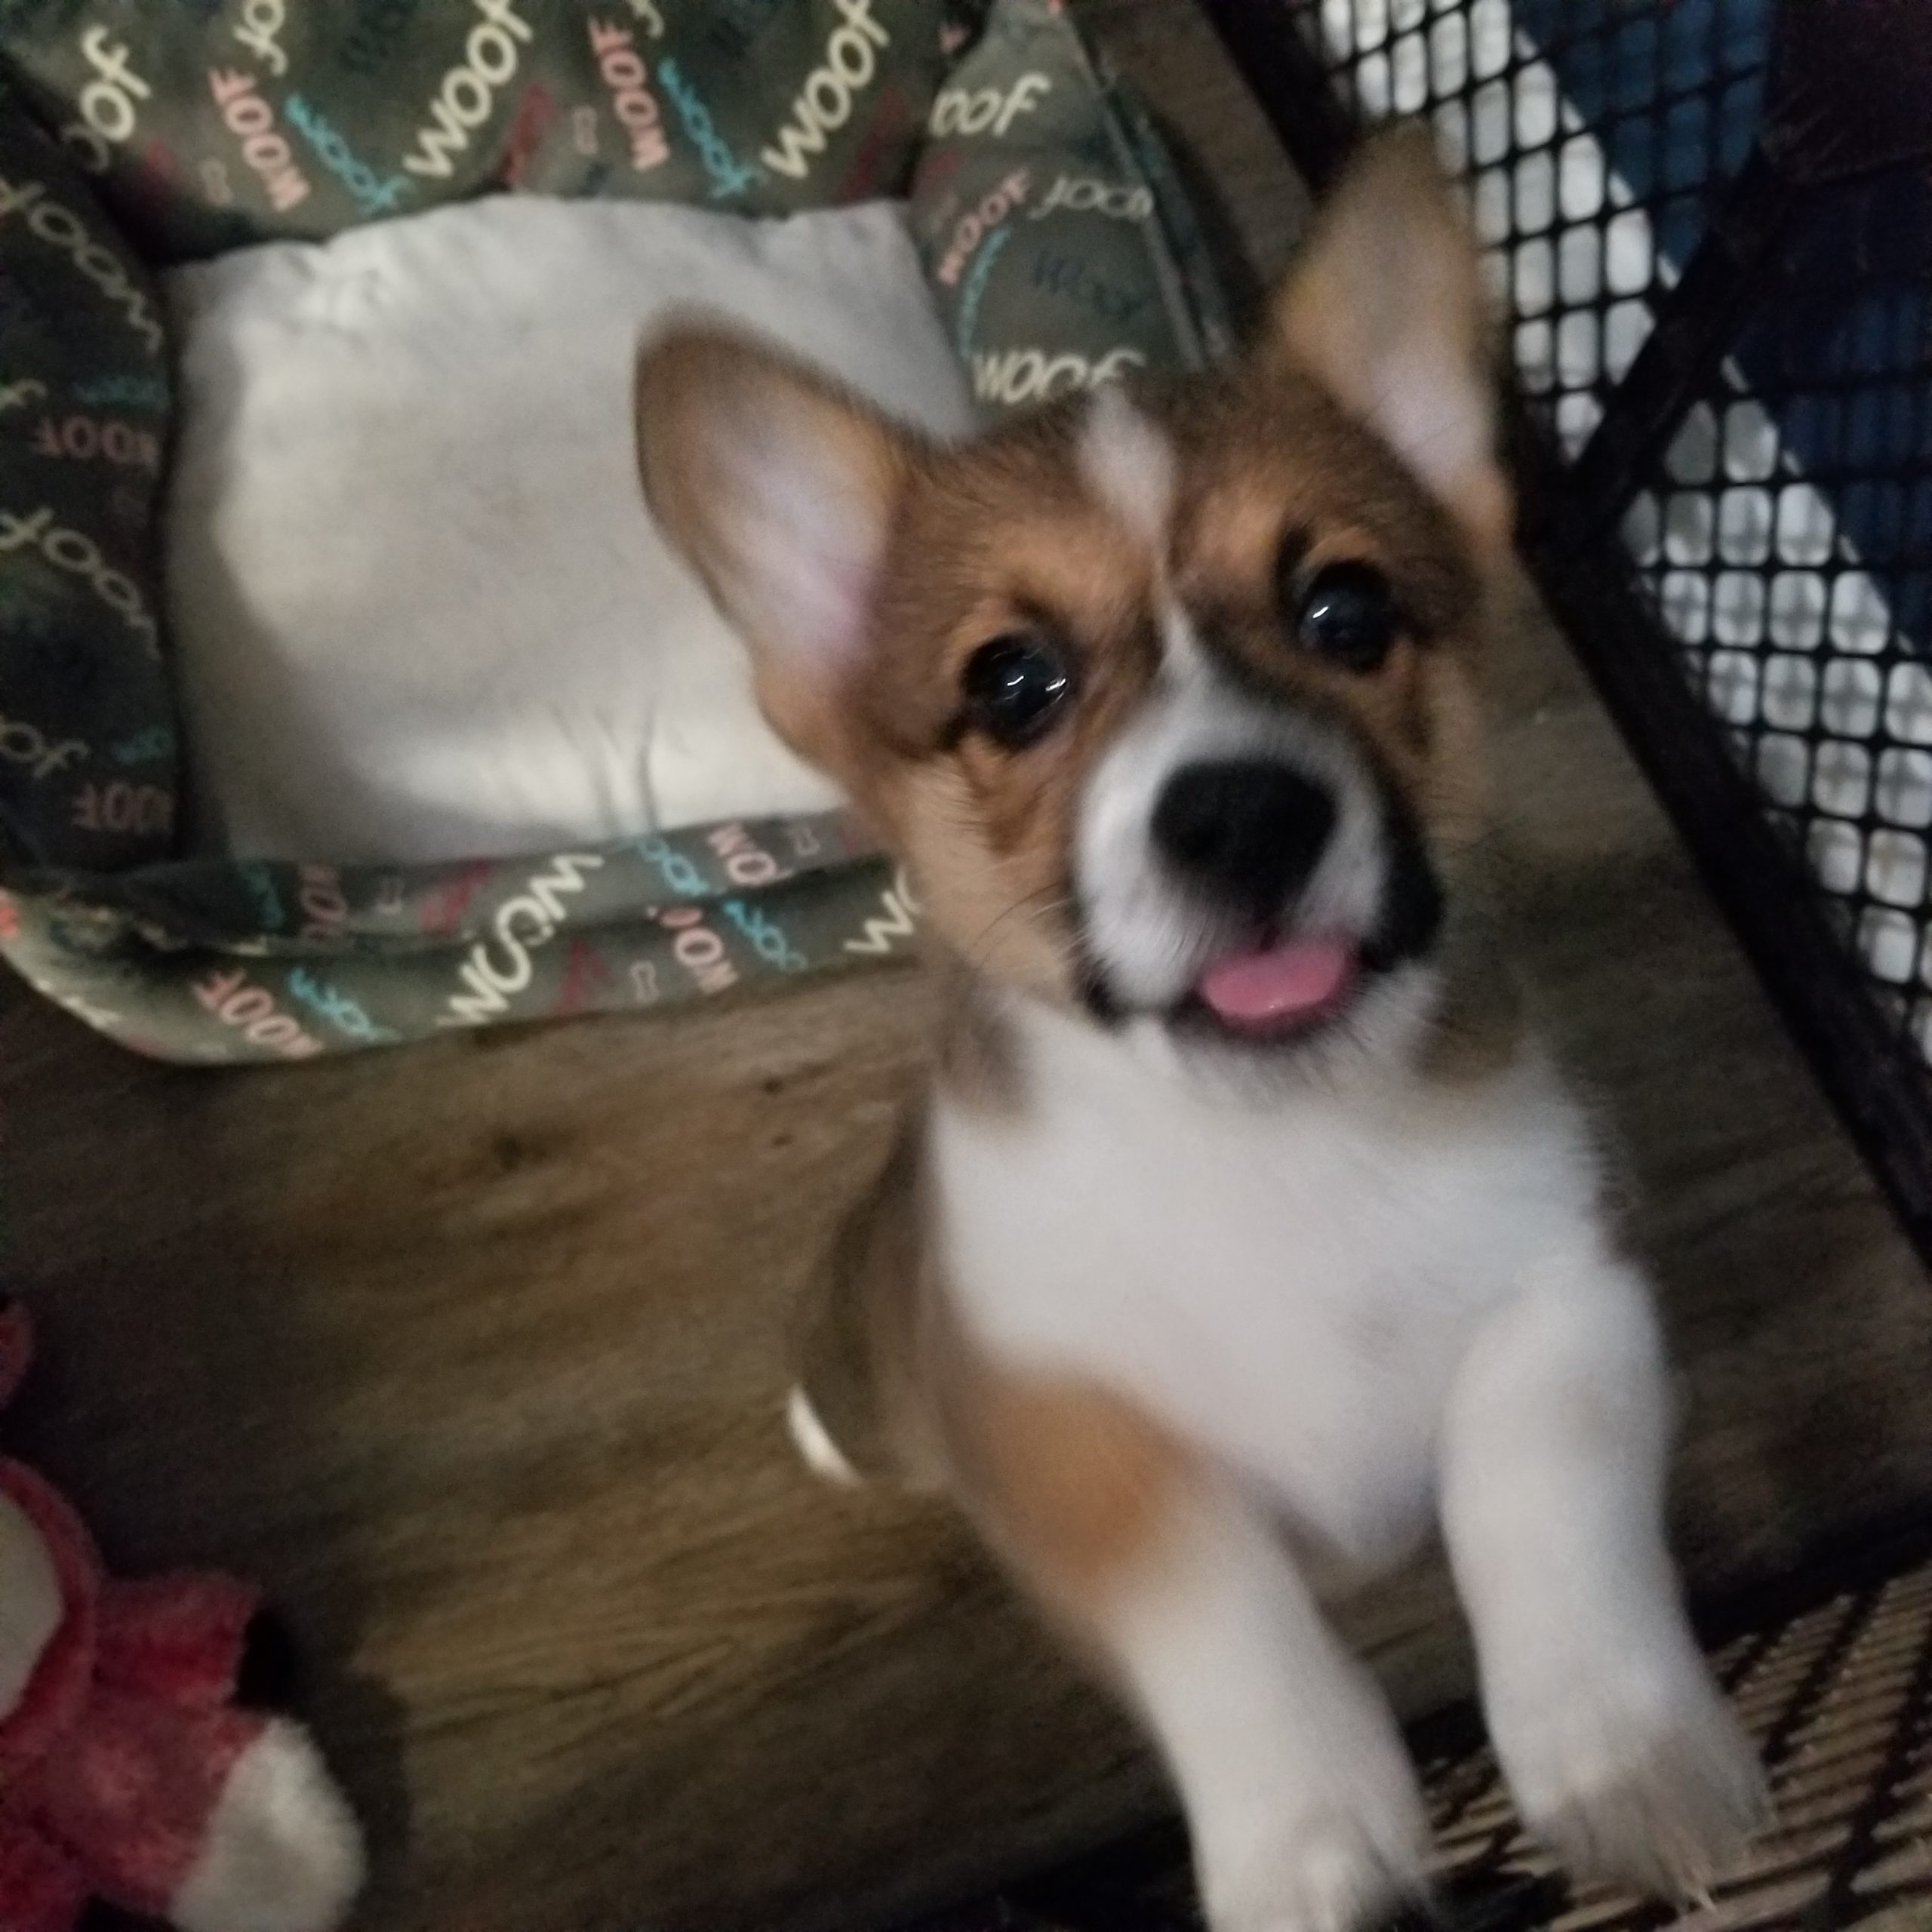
[1438, 1247, 1764, 1894]
[789, 1118, 946, 1491]
[951, 1371, 1428, 1932]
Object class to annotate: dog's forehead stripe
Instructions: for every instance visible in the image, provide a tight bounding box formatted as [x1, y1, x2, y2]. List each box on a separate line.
[1077, 386, 1174, 555]
[1159, 598, 1207, 678]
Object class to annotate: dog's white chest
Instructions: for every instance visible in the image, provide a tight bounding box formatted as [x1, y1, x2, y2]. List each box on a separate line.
[933, 1016, 1596, 1564]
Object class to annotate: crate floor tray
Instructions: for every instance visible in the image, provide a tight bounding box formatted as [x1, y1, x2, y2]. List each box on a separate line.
[891, 1531, 1932, 1932]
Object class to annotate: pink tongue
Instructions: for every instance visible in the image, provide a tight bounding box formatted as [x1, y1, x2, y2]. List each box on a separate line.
[1196, 938, 1355, 1029]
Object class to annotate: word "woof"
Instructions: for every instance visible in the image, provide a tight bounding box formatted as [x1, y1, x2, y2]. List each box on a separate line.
[32, 414, 162, 471]
[60, 28, 150, 174]
[936, 168, 1029, 287]
[287, 94, 411, 214]
[659, 59, 760, 200]
[208, 68, 312, 211]
[0, 177, 162, 356]
[761, 0, 888, 180]
[194, 969, 325, 1060]
[0, 505, 158, 655]
[1031, 173, 1154, 221]
[441, 853, 604, 1025]
[404, 0, 533, 180]
[72, 780, 172, 838]
[928, 72, 1051, 140]
[970, 345, 1146, 408]
[658, 905, 738, 994]
[589, 19, 669, 172]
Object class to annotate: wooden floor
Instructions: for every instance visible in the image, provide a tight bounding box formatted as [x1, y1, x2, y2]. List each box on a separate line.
[5, 10, 1931, 1931]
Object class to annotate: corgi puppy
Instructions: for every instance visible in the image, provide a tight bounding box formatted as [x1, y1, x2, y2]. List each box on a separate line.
[636, 130, 1764, 1932]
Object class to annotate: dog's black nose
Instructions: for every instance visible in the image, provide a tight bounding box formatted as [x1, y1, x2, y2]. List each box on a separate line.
[1152, 758, 1337, 921]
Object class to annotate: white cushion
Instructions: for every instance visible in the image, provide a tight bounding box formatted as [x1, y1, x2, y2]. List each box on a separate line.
[164, 196, 974, 864]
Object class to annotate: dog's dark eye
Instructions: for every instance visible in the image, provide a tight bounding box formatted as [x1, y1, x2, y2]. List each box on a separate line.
[1293, 561, 1398, 673]
[959, 632, 1073, 749]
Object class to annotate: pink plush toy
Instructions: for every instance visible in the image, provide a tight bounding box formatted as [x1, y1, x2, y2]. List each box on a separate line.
[0, 1301, 364, 1932]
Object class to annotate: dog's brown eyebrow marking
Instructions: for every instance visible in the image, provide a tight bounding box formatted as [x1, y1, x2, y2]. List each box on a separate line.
[1185, 603, 1296, 704]
[1272, 525, 1315, 589]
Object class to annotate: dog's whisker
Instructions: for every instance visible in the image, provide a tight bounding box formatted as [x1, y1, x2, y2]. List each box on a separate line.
[964, 885, 1072, 976]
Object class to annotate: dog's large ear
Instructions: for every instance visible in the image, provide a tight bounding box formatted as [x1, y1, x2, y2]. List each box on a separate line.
[636, 326, 910, 774]
[1272, 127, 1510, 557]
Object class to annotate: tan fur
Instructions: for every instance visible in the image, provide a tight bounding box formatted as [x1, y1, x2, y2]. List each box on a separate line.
[795, 1113, 1197, 1609]
[941, 1360, 1194, 1611]
[1416, 916, 1525, 1085]
[931, 950, 1026, 1117]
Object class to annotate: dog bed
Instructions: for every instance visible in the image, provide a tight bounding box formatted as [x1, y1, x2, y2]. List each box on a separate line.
[0, 0, 1232, 1061]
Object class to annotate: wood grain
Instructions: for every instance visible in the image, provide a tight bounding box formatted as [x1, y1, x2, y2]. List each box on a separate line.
[2, 8, 1927, 1929]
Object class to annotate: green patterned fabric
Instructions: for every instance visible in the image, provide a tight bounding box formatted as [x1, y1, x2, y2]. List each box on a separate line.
[0, 0, 1232, 1062]
[0, 0, 961, 258]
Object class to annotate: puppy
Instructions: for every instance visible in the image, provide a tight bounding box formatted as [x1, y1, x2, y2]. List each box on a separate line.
[636, 129, 1764, 1932]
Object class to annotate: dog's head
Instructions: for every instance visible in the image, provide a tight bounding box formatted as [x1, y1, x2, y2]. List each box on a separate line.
[638, 131, 1509, 1079]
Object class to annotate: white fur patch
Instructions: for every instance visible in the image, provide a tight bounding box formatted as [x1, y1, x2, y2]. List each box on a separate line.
[0, 1492, 61, 1714]
[1078, 385, 1174, 554]
[936, 1010, 1598, 1567]
[171, 1718, 365, 1932]
[786, 1385, 863, 1487]
[1158, 596, 1207, 677]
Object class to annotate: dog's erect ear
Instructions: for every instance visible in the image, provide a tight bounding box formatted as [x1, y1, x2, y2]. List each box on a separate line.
[1272, 127, 1510, 557]
[636, 325, 910, 774]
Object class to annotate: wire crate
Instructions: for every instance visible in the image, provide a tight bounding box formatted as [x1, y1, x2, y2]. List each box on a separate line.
[1199, 0, 1932, 1263]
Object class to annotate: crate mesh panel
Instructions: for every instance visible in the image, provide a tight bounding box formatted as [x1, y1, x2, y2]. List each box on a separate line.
[1623, 161, 1932, 1066]
[1626, 257, 1932, 1066]
[1282, 0, 1932, 1075]
[1305, 0, 1768, 455]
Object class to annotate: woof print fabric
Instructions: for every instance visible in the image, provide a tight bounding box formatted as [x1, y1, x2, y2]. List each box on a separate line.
[0, 0, 959, 260]
[0, 0, 1232, 1060]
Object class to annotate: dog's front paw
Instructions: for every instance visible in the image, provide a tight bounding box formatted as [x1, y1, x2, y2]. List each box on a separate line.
[1198, 1754, 1429, 1932]
[1492, 1651, 1766, 1897]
